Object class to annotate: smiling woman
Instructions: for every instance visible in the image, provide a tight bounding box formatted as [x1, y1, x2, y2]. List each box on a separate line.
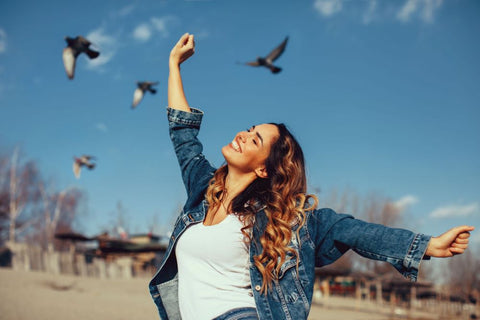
[148, 33, 475, 320]
[221, 124, 279, 180]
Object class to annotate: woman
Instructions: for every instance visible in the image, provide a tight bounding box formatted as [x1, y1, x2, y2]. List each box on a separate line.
[149, 33, 474, 320]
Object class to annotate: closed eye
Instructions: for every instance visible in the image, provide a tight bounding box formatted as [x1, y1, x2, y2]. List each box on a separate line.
[247, 125, 262, 147]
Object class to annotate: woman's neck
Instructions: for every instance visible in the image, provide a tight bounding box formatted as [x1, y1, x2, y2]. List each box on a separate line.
[223, 170, 257, 203]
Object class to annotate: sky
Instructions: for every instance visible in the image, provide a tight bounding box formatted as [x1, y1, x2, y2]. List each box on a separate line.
[0, 0, 479, 254]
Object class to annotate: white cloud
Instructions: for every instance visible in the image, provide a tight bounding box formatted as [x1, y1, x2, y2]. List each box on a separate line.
[133, 24, 152, 42]
[397, 0, 443, 23]
[85, 28, 118, 69]
[393, 195, 418, 211]
[133, 16, 174, 42]
[117, 4, 135, 17]
[362, 0, 377, 25]
[95, 122, 108, 133]
[314, 0, 343, 17]
[151, 17, 170, 37]
[422, 0, 443, 23]
[397, 0, 418, 22]
[429, 203, 479, 218]
[0, 28, 7, 53]
[193, 30, 210, 40]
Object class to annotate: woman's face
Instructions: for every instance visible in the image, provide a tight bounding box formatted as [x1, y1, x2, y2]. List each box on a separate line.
[222, 123, 279, 177]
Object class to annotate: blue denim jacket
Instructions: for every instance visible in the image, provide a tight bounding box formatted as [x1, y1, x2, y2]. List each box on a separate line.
[149, 107, 431, 320]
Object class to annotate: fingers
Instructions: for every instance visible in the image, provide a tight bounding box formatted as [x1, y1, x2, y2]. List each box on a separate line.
[455, 234, 470, 244]
[449, 246, 467, 255]
[457, 231, 471, 239]
[174, 33, 194, 51]
[452, 225, 475, 235]
[186, 34, 195, 48]
[451, 242, 468, 249]
[450, 231, 471, 254]
[177, 33, 190, 46]
[170, 33, 195, 66]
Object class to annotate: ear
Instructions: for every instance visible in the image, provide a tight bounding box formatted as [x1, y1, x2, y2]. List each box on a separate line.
[255, 166, 268, 179]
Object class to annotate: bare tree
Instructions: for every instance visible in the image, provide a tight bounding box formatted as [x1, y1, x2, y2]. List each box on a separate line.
[0, 155, 9, 245]
[444, 248, 480, 299]
[6, 148, 42, 243]
[37, 184, 85, 251]
[0, 147, 86, 249]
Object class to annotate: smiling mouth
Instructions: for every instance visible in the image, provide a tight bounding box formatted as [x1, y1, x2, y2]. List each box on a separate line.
[231, 139, 241, 152]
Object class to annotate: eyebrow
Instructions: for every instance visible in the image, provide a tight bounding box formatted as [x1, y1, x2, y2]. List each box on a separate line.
[252, 125, 264, 146]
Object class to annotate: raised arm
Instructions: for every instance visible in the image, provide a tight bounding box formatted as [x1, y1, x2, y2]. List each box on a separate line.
[169, 33, 195, 112]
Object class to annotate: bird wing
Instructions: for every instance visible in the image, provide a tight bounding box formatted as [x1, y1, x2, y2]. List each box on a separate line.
[132, 88, 144, 108]
[246, 61, 260, 67]
[147, 81, 159, 93]
[62, 47, 76, 80]
[266, 36, 288, 62]
[73, 161, 81, 179]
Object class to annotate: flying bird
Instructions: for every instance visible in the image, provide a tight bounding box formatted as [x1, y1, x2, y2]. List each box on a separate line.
[62, 36, 100, 80]
[242, 36, 289, 74]
[73, 155, 96, 179]
[132, 81, 159, 109]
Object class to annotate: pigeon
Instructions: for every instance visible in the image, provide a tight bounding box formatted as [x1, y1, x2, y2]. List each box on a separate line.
[242, 36, 289, 74]
[62, 36, 100, 80]
[132, 81, 159, 109]
[73, 155, 96, 179]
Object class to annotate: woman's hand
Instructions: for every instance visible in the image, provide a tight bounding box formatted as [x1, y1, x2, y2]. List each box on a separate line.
[170, 33, 195, 67]
[425, 225, 475, 257]
[168, 33, 195, 112]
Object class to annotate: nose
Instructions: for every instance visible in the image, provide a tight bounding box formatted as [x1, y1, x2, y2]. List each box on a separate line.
[237, 131, 247, 142]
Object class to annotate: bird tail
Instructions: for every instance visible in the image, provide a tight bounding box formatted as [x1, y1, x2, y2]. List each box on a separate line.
[86, 49, 100, 59]
[270, 66, 282, 74]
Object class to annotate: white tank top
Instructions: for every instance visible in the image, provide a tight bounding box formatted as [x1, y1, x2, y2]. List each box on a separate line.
[175, 213, 256, 320]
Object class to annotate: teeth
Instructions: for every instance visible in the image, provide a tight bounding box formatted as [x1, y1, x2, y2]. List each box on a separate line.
[231, 140, 240, 152]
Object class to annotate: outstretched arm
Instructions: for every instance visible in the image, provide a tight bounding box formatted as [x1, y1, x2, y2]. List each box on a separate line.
[168, 33, 195, 112]
[425, 225, 475, 257]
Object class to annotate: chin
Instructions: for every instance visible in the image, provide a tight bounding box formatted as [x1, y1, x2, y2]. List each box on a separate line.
[221, 145, 230, 159]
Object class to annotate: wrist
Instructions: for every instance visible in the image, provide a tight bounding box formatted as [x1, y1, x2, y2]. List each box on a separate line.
[169, 61, 181, 72]
[169, 57, 180, 68]
[425, 236, 437, 257]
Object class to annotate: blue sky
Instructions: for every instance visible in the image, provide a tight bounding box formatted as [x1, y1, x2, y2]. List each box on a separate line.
[0, 0, 478, 251]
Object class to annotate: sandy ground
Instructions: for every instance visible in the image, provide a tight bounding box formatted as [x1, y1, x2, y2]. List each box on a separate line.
[0, 268, 449, 320]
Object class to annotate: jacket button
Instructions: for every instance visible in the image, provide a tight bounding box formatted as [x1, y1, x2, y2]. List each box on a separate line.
[255, 285, 261, 291]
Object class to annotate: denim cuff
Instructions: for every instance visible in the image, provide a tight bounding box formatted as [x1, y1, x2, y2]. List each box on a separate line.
[167, 107, 204, 127]
[402, 233, 431, 282]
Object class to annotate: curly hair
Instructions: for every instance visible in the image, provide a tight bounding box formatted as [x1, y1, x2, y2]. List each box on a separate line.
[205, 123, 318, 294]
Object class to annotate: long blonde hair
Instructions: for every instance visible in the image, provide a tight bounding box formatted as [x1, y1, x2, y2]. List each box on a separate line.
[205, 123, 318, 294]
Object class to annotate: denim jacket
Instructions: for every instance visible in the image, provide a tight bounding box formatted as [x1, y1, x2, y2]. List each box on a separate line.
[149, 107, 431, 320]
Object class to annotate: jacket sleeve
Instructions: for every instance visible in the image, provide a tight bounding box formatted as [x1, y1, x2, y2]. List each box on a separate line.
[167, 107, 216, 196]
[307, 208, 431, 282]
